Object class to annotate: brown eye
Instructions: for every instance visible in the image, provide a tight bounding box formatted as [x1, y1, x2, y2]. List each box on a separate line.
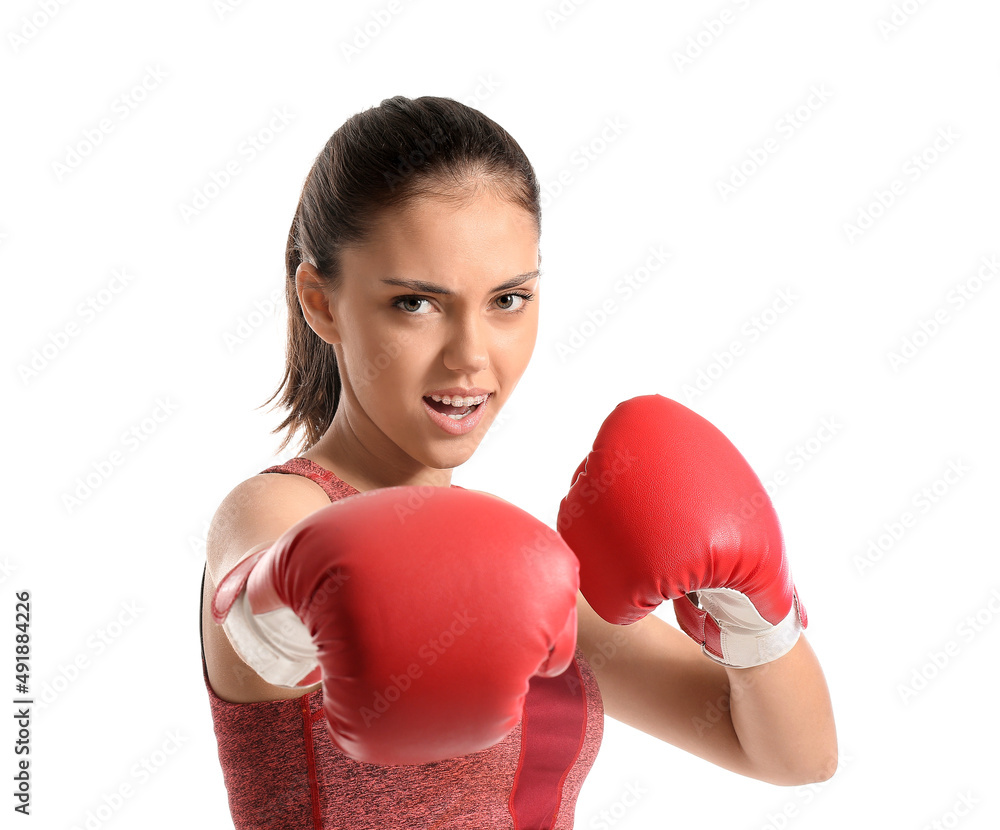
[393, 296, 432, 314]
[495, 292, 534, 313]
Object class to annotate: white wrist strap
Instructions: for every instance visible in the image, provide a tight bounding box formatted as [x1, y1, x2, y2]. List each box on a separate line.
[695, 587, 803, 668]
[222, 591, 320, 687]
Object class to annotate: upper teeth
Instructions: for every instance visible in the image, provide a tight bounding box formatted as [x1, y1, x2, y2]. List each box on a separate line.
[430, 393, 488, 407]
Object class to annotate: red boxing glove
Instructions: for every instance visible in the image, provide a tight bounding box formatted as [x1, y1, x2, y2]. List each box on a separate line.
[558, 395, 806, 668]
[213, 486, 579, 765]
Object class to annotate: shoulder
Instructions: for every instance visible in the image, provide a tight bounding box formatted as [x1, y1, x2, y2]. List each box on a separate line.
[205, 469, 336, 584]
[221, 465, 338, 508]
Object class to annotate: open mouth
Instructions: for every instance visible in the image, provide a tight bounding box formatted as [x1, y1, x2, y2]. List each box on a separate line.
[422, 395, 488, 421]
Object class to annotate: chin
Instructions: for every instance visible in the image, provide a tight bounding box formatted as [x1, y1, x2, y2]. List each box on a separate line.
[421, 439, 483, 472]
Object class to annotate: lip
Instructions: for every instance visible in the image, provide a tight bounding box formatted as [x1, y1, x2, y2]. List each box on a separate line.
[425, 386, 493, 398]
[422, 392, 492, 436]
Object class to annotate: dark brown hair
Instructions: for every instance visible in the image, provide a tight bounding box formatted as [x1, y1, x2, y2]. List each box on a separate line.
[262, 95, 542, 455]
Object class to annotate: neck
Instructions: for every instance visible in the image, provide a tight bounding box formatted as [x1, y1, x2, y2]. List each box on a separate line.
[306, 403, 453, 492]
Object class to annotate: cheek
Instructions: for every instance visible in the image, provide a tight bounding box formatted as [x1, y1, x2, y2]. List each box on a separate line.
[497, 317, 538, 364]
[348, 325, 426, 398]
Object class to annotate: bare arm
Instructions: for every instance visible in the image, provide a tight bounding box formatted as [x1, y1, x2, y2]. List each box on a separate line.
[576, 592, 837, 785]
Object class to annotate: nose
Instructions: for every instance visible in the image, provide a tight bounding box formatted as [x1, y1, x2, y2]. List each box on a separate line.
[442, 313, 489, 374]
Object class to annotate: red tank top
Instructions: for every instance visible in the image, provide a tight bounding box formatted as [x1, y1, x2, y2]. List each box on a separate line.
[200, 458, 604, 829]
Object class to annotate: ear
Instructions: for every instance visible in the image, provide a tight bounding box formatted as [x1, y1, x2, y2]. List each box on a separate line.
[295, 262, 341, 345]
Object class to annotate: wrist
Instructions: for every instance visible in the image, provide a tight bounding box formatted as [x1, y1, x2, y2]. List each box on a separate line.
[212, 545, 320, 687]
[708, 599, 803, 669]
[677, 588, 806, 669]
[223, 591, 320, 687]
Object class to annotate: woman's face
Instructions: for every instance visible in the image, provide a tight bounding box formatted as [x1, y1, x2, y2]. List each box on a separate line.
[306, 190, 540, 473]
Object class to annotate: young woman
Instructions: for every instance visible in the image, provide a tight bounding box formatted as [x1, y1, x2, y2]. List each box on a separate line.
[200, 95, 837, 829]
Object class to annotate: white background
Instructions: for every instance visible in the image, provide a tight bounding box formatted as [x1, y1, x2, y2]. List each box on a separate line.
[4, 0, 998, 827]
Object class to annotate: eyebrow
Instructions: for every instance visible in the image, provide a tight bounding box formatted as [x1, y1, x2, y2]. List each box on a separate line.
[380, 270, 541, 295]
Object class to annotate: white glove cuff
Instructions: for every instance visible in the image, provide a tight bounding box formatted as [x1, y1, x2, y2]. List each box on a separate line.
[696, 587, 803, 669]
[222, 591, 320, 687]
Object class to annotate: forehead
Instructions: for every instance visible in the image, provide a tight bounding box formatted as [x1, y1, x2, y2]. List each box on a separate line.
[343, 192, 539, 289]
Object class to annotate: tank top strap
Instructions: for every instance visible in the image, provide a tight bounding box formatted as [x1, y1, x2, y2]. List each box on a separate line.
[261, 457, 465, 501]
[259, 457, 360, 503]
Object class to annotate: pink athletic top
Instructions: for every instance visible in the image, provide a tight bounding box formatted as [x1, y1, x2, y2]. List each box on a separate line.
[200, 457, 604, 829]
